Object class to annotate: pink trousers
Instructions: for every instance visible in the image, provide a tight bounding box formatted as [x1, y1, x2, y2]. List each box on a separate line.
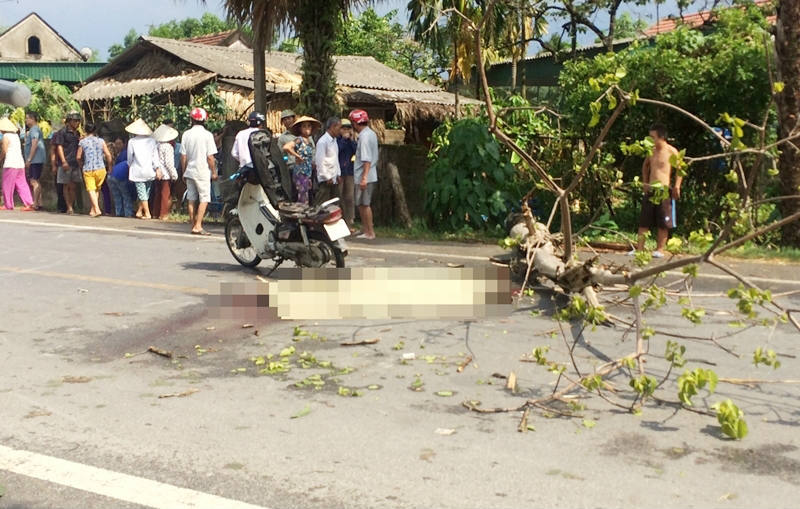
[2, 168, 33, 209]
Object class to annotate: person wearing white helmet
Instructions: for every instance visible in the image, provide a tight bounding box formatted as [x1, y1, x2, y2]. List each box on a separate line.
[231, 111, 265, 170]
[180, 107, 217, 235]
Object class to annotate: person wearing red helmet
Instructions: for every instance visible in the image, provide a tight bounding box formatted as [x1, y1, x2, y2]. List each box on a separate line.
[349, 109, 378, 239]
[180, 107, 218, 235]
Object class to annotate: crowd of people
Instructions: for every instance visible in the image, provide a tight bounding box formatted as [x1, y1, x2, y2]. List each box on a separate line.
[0, 106, 379, 239]
[272, 108, 378, 239]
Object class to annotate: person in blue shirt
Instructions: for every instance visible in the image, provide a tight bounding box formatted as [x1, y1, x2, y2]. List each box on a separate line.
[337, 118, 357, 230]
[107, 135, 135, 217]
[23, 112, 46, 210]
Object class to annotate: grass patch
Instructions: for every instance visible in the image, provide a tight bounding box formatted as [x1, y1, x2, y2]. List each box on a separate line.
[373, 218, 504, 244]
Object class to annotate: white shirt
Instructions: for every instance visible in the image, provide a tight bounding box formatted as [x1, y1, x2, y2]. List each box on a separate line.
[2, 132, 25, 169]
[127, 136, 159, 182]
[315, 131, 340, 183]
[180, 125, 217, 180]
[231, 127, 258, 168]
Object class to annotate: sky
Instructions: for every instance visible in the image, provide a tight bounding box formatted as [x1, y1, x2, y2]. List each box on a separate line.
[0, 0, 697, 61]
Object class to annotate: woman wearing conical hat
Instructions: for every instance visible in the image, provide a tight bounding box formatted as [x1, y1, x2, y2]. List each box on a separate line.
[151, 124, 179, 220]
[282, 116, 321, 205]
[0, 117, 34, 211]
[125, 118, 162, 219]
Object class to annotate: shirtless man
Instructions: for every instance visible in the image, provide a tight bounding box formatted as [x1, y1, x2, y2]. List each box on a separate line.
[632, 124, 682, 258]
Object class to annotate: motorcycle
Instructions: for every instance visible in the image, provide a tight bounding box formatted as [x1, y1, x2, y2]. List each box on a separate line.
[223, 128, 350, 272]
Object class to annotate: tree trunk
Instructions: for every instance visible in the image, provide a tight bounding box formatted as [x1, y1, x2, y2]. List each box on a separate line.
[387, 162, 413, 228]
[453, 37, 461, 119]
[511, 55, 518, 92]
[252, 24, 267, 113]
[292, 0, 339, 120]
[775, 0, 800, 244]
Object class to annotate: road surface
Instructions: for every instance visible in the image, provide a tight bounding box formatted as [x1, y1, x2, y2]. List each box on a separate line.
[1, 212, 799, 509]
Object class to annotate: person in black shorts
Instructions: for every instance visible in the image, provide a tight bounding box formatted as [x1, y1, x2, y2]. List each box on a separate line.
[24, 112, 46, 210]
[630, 124, 683, 258]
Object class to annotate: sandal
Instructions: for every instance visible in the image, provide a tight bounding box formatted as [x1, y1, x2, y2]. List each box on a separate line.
[191, 230, 212, 236]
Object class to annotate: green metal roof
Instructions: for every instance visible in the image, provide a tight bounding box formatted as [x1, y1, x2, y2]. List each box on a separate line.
[0, 62, 106, 84]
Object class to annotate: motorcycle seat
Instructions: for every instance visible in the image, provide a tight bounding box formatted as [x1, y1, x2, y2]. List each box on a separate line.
[277, 201, 312, 219]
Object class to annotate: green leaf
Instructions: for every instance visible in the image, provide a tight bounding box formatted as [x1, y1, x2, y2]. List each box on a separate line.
[582, 419, 597, 429]
[290, 405, 311, 419]
[435, 390, 454, 397]
[607, 93, 617, 110]
[773, 81, 785, 93]
[614, 67, 627, 79]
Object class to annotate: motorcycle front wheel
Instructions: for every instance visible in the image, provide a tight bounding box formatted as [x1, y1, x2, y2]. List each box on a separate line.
[225, 215, 262, 268]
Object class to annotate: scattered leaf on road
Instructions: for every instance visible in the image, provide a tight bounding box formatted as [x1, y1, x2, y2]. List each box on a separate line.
[434, 428, 456, 436]
[205, 326, 216, 331]
[158, 389, 199, 399]
[435, 391, 454, 397]
[242, 323, 254, 329]
[147, 346, 173, 359]
[24, 408, 52, 419]
[582, 419, 596, 429]
[457, 355, 473, 373]
[340, 338, 380, 346]
[62, 376, 92, 384]
[291, 405, 312, 419]
[419, 448, 436, 462]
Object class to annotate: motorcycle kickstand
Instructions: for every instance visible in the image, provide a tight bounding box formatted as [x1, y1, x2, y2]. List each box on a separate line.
[264, 257, 284, 278]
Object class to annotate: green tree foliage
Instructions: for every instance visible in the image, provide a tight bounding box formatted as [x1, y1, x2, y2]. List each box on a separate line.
[108, 28, 140, 59]
[424, 118, 516, 231]
[408, 0, 510, 86]
[108, 14, 237, 59]
[595, 12, 648, 42]
[0, 78, 79, 136]
[334, 8, 440, 82]
[109, 83, 229, 133]
[558, 5, 773, 236]
[148, 12, 236, 39]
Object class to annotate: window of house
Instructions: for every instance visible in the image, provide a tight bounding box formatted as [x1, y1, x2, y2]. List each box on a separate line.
[27, 36, 41, 55]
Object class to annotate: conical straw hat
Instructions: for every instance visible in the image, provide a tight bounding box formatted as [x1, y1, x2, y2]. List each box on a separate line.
[125, 118, 152, 136]
[0, 117, 18, 133]
[153, 124, 178, 143]
[290, 115, 321, 135]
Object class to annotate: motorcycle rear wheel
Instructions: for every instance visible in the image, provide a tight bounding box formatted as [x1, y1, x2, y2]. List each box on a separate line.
[225, 215, 262, 268]
[304, 231, 346, 268]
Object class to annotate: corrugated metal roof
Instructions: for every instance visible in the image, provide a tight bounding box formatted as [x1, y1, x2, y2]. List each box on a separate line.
[0, 62, 105, 83]
[72, 71, 215, 101]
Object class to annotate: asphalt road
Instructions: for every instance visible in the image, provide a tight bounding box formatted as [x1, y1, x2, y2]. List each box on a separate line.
[1, 212, 799, 509]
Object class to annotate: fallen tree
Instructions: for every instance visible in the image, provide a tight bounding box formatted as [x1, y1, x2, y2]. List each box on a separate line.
[435, 0, 800, 439]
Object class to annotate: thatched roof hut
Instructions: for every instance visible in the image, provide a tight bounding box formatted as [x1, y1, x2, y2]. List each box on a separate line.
[74, 36, 480, 143]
